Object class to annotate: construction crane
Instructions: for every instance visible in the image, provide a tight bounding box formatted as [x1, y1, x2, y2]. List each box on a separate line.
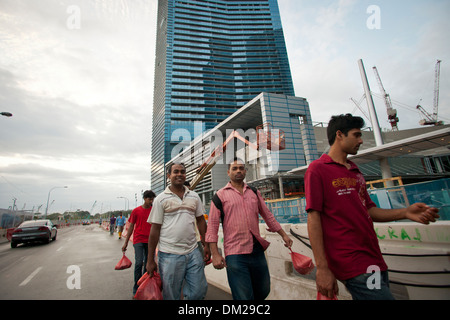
[189, 123, 285, 189]
[417, 59, 443, 126]
[372, 66, 399, 130]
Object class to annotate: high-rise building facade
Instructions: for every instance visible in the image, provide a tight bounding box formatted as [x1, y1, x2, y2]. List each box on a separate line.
[151, 0, 295, 193]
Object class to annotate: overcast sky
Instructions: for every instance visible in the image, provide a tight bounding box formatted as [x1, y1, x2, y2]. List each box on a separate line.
[1, 0, 449, 215]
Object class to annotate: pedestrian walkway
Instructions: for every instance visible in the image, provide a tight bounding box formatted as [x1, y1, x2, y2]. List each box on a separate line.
[205, 283, 232, 300]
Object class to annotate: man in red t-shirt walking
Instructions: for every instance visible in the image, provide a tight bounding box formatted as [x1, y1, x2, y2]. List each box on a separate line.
[122, 190, 156, 295]
[305, 114, 439, 300]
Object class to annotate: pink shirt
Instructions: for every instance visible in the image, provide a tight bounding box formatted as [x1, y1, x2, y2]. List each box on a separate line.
[206, 182, 281, 257]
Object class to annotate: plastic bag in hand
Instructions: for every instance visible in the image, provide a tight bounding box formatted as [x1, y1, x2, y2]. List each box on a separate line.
[137, 272, 162, 290]
[134, 272, 163, 300]
[289, 248, 314, 275]
[115, 253, 132, 270]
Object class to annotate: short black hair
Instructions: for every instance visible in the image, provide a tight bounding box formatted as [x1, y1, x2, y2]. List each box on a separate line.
[167, 162, 186, 175]
[143, 190, 156, 199]
[327, 114, 365, 146]
[227, 156, 245, 169]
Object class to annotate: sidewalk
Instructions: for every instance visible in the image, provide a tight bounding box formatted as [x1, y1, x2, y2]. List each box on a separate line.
[205, 284, 232, 300]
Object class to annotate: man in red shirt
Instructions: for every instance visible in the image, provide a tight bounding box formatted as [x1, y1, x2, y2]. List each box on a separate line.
[122, 190, 156, 295]
[305, 114, 440, 300]
[206, 157, 292, 300]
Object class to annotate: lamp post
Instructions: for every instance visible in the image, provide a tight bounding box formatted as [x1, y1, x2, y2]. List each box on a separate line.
[45, 186, 68, 218]
[117, 196, 129, 211]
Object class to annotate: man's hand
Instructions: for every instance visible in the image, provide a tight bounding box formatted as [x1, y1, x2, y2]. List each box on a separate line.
[203, 243, 211, 262]
[281, 233, 293, 248]
[146, 259, 158, 277]
[212, 254, 226, 270]
[316, 266, 339, 299]
[406, 203, 440, 225]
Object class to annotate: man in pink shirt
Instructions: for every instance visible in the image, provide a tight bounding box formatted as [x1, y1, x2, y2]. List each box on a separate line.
[206, 157, 292, 300]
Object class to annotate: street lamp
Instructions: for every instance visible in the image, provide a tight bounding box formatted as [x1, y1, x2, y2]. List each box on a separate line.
[117, 196, 129, 211]
[45, 186, 68, 218]
[1, 112, 13, 117]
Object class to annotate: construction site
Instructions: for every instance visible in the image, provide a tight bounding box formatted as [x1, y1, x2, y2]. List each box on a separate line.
[169, 59, 449, 206]
[166, 59, 450, 300]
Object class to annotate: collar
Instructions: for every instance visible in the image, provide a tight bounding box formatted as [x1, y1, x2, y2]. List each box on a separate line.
[224, 181, 252, 192]
[321, 153, 359, 171]
[164, 185, 189, 195]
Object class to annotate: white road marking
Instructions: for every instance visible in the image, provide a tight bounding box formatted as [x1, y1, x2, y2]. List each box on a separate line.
[57, 246, 63, 252]
[19, 266, 42, 286]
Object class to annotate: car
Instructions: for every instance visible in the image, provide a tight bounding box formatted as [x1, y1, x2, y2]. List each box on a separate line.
[10, 219, 57, 248]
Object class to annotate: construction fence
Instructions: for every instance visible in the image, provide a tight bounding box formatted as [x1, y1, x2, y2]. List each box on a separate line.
[261, 178, 450, 224]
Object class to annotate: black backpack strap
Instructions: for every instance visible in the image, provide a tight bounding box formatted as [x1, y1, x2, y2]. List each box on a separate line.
[248, 185, 258, 195]
[211, 186, 259, 225]
[212, 193, 225, 224]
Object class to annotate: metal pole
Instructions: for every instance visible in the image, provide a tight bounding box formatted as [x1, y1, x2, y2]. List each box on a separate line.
[358, 59, 384, 146]
[358, 59, 392, 182]
[45, 186, 68, 218]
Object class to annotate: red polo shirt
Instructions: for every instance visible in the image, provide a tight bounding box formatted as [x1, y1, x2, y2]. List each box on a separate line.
[305, 154, 387, 280]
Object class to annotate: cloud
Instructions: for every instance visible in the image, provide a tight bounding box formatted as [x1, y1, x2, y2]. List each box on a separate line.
[1, 0, 449, 213]
[0, 0, 156, 213]
[279, 0, 450, 129]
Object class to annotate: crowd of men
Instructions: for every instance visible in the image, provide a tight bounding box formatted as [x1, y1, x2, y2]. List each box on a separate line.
[113, 114, 440, 301]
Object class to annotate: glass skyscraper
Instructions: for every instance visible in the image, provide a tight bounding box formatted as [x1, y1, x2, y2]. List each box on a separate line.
[151, 0, 295, 193]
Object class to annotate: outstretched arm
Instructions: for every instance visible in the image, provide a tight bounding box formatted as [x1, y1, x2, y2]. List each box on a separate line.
[369, 203, 439, 224]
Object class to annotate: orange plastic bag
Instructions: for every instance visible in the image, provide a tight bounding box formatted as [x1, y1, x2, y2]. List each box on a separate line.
[317, 292, 338, 300]
[115, 253, 132, 270]
[134, 272, 163, 300]
[289, 248, 314, 275]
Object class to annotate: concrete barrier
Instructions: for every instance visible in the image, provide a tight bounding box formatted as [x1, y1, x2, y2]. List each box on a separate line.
[205, 221, 450, 300]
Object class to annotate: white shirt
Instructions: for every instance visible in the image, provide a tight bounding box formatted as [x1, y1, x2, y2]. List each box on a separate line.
[148, 186, 205, 255]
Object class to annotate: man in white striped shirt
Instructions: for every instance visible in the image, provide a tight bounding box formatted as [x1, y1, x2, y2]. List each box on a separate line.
[146, 163, 210, 300]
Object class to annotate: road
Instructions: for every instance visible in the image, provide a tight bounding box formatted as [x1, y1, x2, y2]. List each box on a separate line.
[0, 224, 231, 300]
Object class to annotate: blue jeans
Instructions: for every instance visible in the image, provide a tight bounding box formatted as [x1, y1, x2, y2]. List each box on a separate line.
[133, 242, 148, 294]
[344, 271, 395, 300]
[158, 248, 207, 300]
[225, 241, 270, 300]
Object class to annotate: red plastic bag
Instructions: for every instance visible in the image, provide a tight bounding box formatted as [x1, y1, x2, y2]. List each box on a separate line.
[289, 248, 314, 275]
[137, 272, 162, 290]
[137, 272, 149, 286]
[317, 292, 338, 300]
[134, 272, 163, 300]
[115, 253, 132, 270]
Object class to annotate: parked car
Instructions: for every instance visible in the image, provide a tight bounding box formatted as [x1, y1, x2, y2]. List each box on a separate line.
[10, 219, 57, 248]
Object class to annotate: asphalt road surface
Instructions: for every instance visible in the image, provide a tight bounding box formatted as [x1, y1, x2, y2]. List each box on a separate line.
[0, 224, 231, 300]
